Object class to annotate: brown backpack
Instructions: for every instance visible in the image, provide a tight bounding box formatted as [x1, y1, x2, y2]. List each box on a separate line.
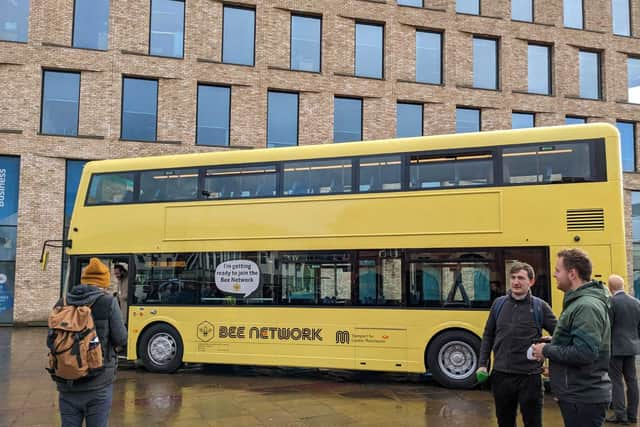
[46, 296, 105, 382]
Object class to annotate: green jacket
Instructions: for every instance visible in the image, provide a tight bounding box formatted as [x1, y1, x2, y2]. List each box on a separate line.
[542, 281, 611, 403]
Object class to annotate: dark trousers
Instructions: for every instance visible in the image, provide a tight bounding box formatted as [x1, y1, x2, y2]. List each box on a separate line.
[491, 371, 543, 427]
[610, 355, 639, 421]
[59, 384, 113, 427]
[557, 401, 608, 427]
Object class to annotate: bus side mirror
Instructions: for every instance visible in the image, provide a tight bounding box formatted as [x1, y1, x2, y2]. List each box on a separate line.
[40, 250, 49, 271]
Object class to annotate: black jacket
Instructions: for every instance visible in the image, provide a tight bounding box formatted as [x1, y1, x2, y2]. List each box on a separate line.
[479, 291, 557, 374]
[610, 291, 640, 356]
[56, 285, 128, 393]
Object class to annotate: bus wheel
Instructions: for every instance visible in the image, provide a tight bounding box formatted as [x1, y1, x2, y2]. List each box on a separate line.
[139, 323, 184, 373]
[426, 331, 480, 389]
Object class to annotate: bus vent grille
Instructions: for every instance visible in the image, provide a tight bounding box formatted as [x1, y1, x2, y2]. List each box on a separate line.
[566, 209, 605, 231]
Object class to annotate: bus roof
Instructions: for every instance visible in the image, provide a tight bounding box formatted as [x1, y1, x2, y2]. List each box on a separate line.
[83, 123, 618, 174]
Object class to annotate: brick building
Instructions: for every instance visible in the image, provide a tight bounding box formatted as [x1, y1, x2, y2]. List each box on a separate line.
[0, 0, 639, 324]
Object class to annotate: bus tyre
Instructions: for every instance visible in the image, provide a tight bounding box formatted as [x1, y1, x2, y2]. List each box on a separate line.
[139, 323, 184, 373]
[426, 331, 480, 389]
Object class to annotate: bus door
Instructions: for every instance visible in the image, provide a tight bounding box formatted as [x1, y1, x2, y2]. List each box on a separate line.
[71, 255, 131, 323]
[354, 250, 408, 371]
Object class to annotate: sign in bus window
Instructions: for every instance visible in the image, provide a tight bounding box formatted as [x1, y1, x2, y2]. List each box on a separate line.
[139, 168, 198, 202]
[503, 141, 597, 184]
[87, 172, 135, 204]
[359, 155, 402, 192]
[283, 159, 352, 196]
[204, 165, 277, 199]
[409, 153, 493, 189]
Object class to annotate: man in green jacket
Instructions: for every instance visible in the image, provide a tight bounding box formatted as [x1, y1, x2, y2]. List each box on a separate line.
[531, 248, 611, 427]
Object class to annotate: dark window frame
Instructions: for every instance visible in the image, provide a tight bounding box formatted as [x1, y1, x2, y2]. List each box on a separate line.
[579, 49, 603, 100]
[148, 0, 185, 59]
[617, 120, 637, 172]
[512, 0, 534, 22]
[39, 69, 81, 137]
[512, 111, 536, 128]
[289, 13, 322, 73]
[456, 106, 482, 133]
[120, 76, 159, 142]
[472, 36, 500, 90]
[221, 4, 256, 67]
[354, 21, 385, 80]
[267, 89, 300, 148]
[564, 0, 585, 29]
[195, 83, 232, 147]
[334, 96, 364, 143]
[527, 42, 553, 95]
[396, 101, 424, 137]
[71, 0, 110, 51]
[416, 29, 444, 85]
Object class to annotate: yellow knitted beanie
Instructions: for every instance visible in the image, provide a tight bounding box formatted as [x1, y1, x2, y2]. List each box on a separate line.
[81, 258, 111, 288]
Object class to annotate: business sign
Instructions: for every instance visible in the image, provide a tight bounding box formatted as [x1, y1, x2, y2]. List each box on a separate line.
[0, 156, 20, 226]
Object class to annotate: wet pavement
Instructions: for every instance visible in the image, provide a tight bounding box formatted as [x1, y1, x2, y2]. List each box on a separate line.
[0, 327, 572, 426]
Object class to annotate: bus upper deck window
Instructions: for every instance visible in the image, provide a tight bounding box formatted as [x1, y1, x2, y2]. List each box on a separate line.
[87, 173, 135, 205]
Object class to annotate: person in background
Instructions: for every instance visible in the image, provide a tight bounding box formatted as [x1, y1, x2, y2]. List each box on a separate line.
[532, 248, 611, 427]
[113, 264, 128, 322]
[606, 274, 640, 425]
[477, 261, 557, 427]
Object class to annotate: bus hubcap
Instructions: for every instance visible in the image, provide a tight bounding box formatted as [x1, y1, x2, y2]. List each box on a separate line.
[438, 340, 476, 380]
[148, 333, 176, 366]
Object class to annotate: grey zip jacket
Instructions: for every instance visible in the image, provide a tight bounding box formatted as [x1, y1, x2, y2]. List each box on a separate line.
[56, 285, 128, 393]
[542, 281, 611, 403]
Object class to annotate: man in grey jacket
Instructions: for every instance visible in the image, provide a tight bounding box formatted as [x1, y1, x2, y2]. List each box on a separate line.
[56, 258, 128, 427]
[606, 274, 640, 425]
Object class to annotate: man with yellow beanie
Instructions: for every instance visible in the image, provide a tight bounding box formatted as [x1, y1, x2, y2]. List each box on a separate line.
[55, 257, 127, 427]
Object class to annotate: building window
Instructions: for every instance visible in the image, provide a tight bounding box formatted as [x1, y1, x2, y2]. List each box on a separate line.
[528, 44, 551, 95]
[612, 0, 631, 36]
[355, 23, 383, 79]
[416, 31, 442, 85]
[473, 37, 498, 90]
[121, 77, 158, 142]
[40, 71, 80, 136]
[579, 51, 601, 100]
[0, 0, 29, 42]
[398, 0, 423, 6]
[617, 121, 636, 172]
[512, 112, 535, 129]
[632, 192, 640, 297]
[512, 0, 533, 21]
[456, 107, 481, 133]
[565, 116, 586, 124]
[0, 156, 20, 324]
[196, 85, 230, 146]
[149, 0, 184, 58]
[397, 103, 423, 138]
[457, 0, 480, 14]
[72, 0, 109, 50]
[628, 57, 640, 104]
[564, 0, 583, 29]
[222, 6, 255, 66]
[290, 15, 321, 72]
[267, 91, 299, 148]
[334, 97, 362, 142]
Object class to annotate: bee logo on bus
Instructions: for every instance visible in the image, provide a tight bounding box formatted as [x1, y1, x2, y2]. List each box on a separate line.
[197, 321, 214, 342]
[336, 330, 350, 344]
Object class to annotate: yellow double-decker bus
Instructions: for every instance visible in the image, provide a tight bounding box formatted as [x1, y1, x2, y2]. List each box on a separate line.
[62, 123, 625, 389]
